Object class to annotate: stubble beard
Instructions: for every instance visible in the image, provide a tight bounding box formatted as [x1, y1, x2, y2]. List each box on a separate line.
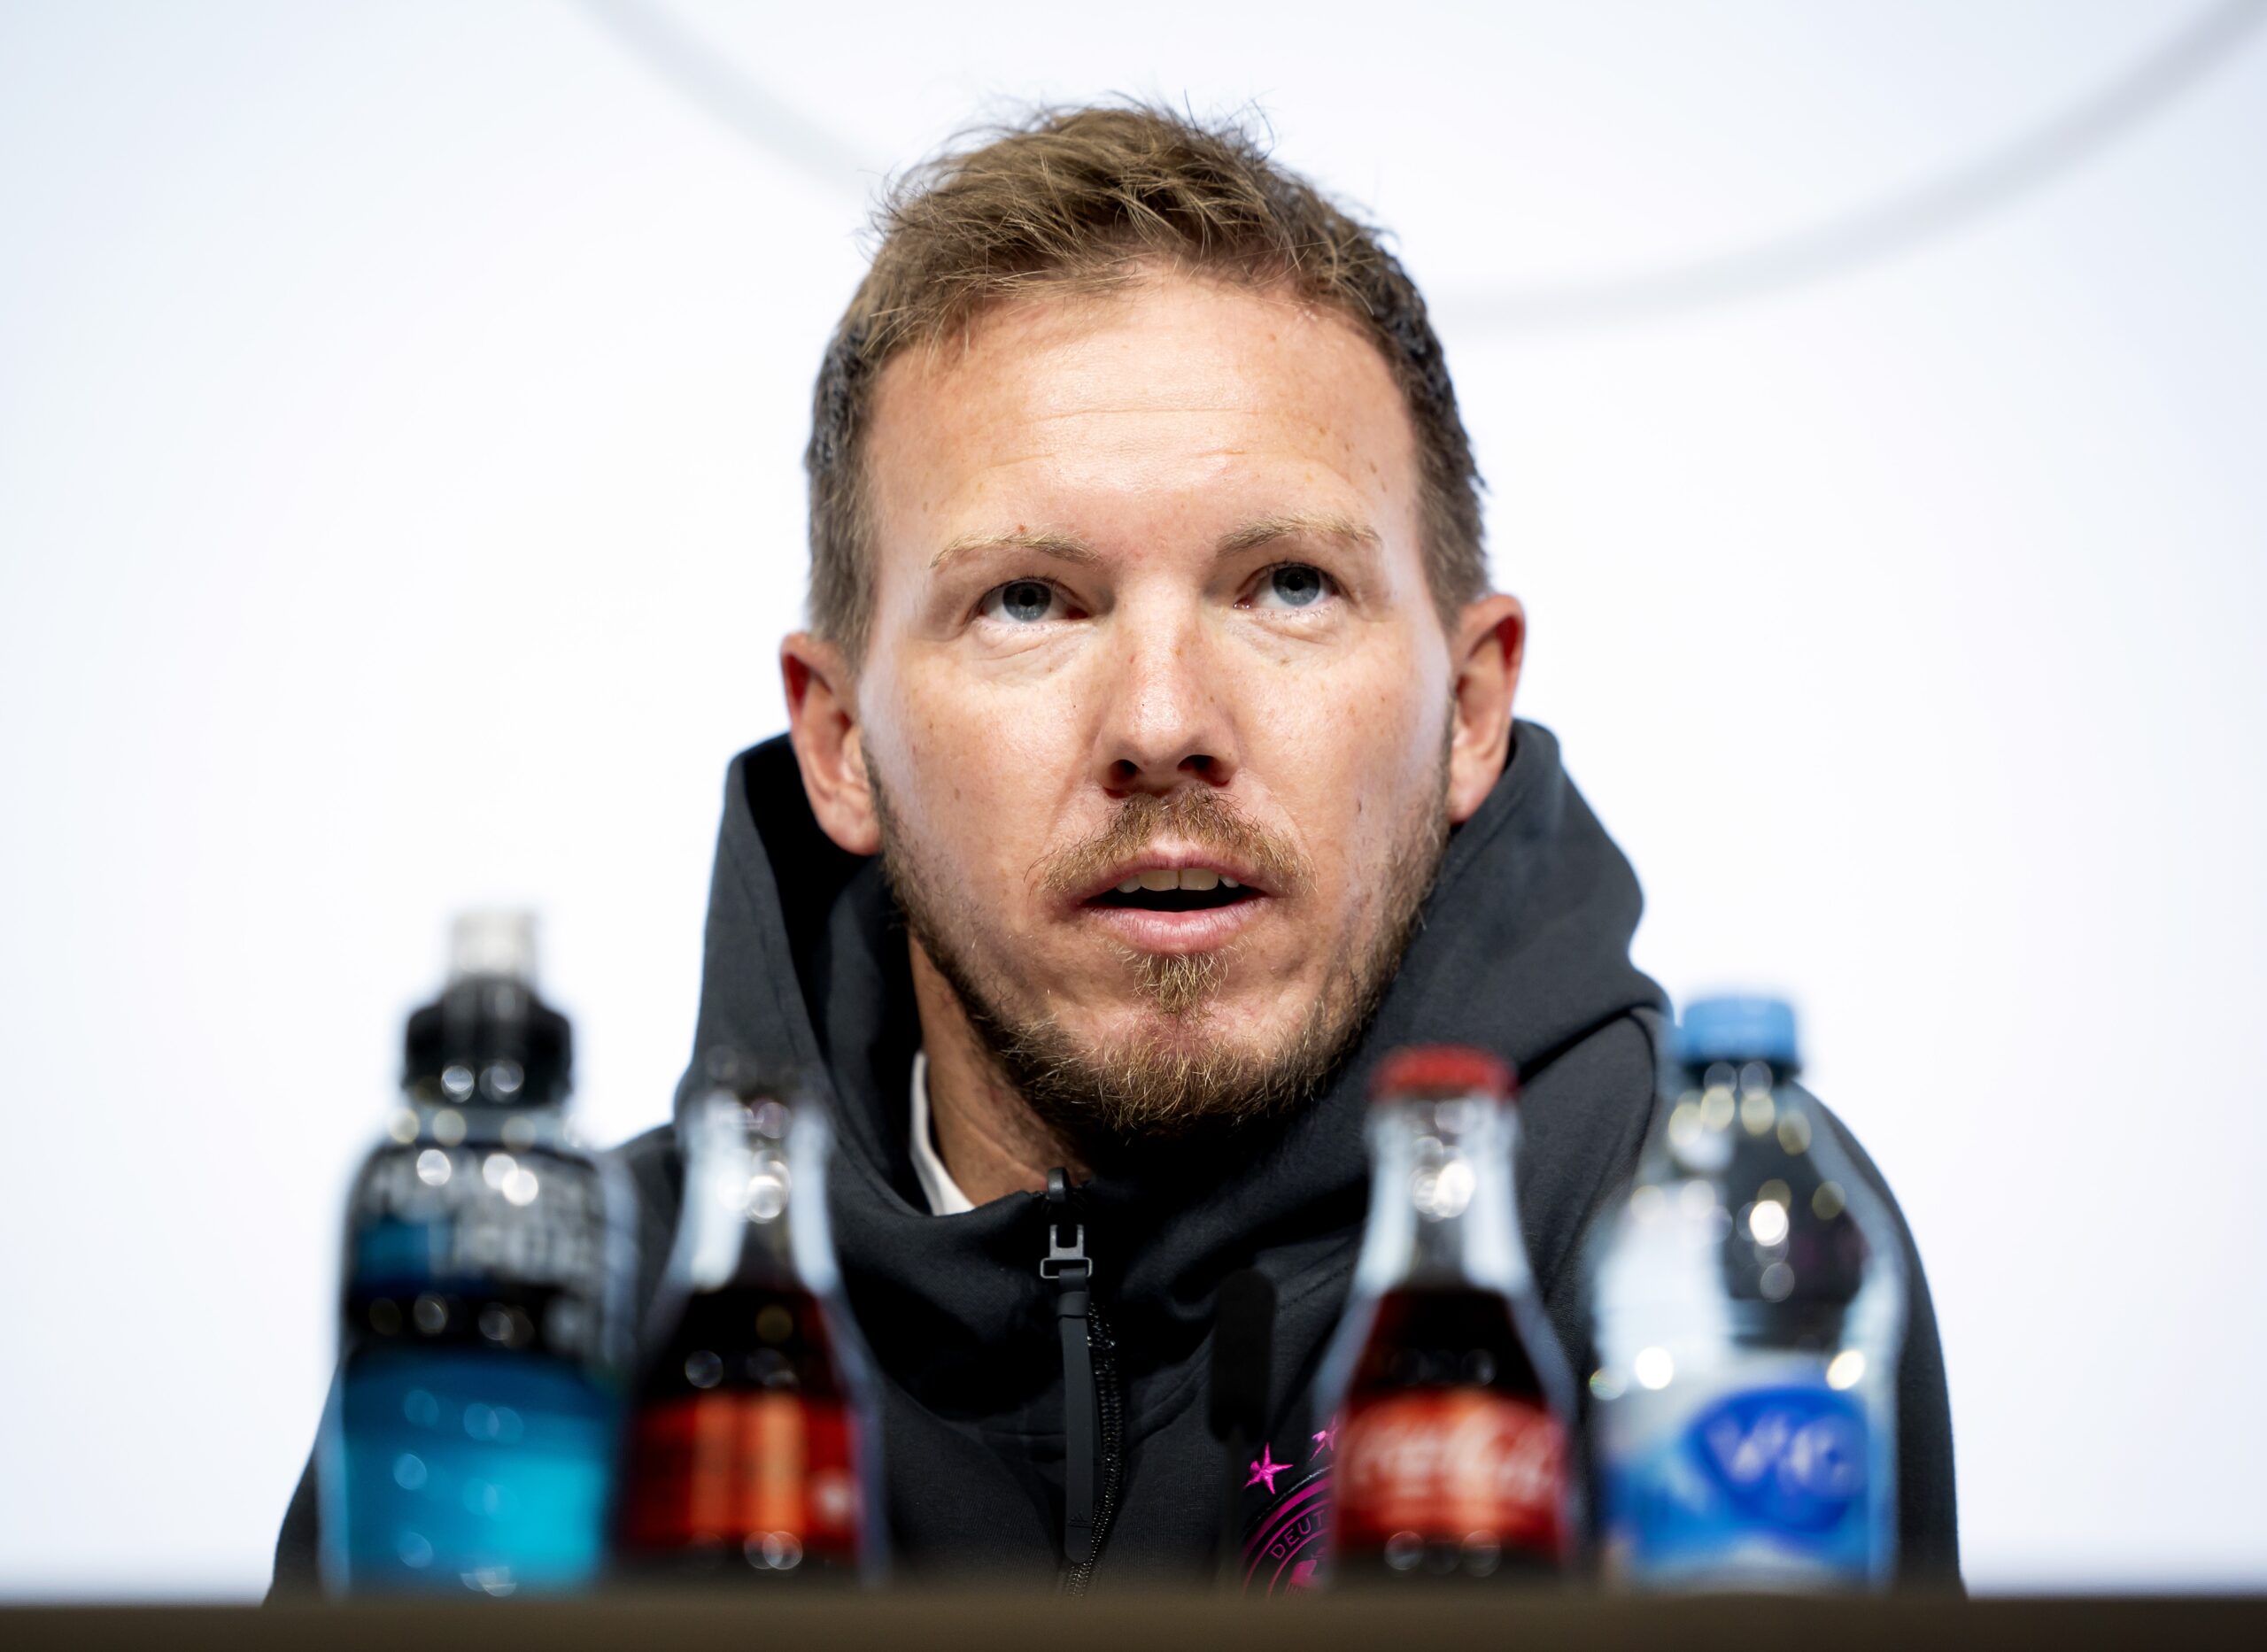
[869, 724, 1453, 1155]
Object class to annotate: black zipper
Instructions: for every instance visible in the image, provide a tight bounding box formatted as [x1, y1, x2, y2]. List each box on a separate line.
[1064, 1305, 1123, 1597]
[1043, 1170, 1125, 1594]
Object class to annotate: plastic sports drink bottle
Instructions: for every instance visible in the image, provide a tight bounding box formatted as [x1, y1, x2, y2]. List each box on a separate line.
[1585, 995, 1904, 1586]
[615, 1053, 882, 1584]
[320, 912, 635, 1595]
[1318, 1046, 1575, 1585]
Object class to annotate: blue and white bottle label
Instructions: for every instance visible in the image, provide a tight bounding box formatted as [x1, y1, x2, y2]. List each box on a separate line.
[1599, 1367, 1883, 1583]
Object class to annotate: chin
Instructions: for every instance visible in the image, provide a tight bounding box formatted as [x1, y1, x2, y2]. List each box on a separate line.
[1088, 985, 1288, 1055]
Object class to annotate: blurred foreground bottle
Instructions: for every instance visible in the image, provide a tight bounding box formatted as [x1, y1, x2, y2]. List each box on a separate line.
[614, 1053, 883, 1585]
[1585, 995, 1904, 1587]
[1318, 1047, 1575, 1586]
[320, 912, 634, 1595]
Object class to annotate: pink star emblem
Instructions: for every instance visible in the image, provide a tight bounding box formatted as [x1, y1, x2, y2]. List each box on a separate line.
[1311, 1420, 1338, 1458]
[1246, 1444, 1288, 1493]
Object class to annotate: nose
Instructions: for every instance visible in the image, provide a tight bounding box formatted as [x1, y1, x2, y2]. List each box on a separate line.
[1093, 610, 1237, 799]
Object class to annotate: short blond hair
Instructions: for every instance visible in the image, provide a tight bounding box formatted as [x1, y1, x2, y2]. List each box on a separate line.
[804, 104, 1486, 661]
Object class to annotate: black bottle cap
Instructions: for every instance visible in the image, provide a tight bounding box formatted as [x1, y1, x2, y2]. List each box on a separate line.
[401, 911, 571, 1107]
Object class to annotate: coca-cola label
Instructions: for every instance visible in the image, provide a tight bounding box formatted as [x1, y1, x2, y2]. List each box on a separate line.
[1335, 1388, 1567, 1556]
[621, 1393, 860, 1557]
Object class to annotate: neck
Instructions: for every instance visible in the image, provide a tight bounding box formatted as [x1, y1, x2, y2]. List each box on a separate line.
[908, 938, 1088, 1203]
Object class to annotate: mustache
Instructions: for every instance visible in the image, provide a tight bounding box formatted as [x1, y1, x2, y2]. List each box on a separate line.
[1035, 787, 1313, 902]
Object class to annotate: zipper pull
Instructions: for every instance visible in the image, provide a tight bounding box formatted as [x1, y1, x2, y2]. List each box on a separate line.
[1041, 1168, 1097, 1566]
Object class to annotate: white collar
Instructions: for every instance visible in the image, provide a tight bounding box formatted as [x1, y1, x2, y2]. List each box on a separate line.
[908, 1050, 976, 1216]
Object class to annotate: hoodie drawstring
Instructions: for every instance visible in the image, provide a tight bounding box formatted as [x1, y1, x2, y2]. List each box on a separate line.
[1041, 1168, 1097, 1567]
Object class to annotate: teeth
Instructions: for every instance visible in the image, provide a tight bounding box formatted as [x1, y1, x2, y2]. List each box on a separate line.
[1115, 868, 1242, 893]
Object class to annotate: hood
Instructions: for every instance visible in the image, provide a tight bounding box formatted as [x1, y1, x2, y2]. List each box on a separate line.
[674, 720, 1665, 1429]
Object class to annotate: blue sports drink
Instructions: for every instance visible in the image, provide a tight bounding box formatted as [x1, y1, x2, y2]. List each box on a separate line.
[1584, 997, 1903, 1587]
[319, 913, 635, 1595]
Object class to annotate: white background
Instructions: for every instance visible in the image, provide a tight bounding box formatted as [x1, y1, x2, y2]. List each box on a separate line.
[4, 0, 2263, 1599]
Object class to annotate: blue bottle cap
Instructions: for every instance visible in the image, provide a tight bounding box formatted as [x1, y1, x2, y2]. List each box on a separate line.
[1678, 994, 1801, 1071]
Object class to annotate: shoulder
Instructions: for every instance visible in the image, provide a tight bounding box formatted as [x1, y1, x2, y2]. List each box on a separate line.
[1787, 1086, 1961, 1581]
[1516, 1007, 1669, 1293]
[610, 1123, 683, 1307]
[613, 1120, 680, 1184]
[1791, 1086, 1923, 1255]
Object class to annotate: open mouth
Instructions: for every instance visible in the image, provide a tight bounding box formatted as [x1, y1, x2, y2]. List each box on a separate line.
[1084, 869, 1263, 915]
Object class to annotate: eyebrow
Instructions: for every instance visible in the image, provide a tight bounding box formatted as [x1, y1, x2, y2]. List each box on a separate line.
[927, 511, 1381, 575]
[1214, 512, 1381, 559]
[930, 529, 1098, 573]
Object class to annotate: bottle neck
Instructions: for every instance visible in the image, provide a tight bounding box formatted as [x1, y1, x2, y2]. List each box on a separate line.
[1618, 1054, 1881, 1314]
[1650, 1054, 1807, 1178]
[671, 1091, 836, 1294]
[1353, 1097, 1530, 1297]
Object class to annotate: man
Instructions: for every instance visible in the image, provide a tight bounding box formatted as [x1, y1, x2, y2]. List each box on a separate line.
[276, 104, 1956, 1591]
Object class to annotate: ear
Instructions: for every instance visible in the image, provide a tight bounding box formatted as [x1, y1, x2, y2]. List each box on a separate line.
[781, 632, 881, 856]
[1445, 593, 1525, 825]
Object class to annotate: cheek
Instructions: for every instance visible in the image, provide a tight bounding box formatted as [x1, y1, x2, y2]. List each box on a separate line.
[1246, 650, 1445, 849]
[878, 661, 1090, 889]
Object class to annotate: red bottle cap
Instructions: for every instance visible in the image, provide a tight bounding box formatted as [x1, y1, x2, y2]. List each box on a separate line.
[1369, 1045, 1518, 1104]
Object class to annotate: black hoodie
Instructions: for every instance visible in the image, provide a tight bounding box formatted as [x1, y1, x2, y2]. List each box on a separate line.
[274, 721, 1957, 1591]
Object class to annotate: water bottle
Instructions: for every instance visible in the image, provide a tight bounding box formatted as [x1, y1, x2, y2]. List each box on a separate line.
[1585, 996, 1903, 1586]
[319, 912, 635, 1594]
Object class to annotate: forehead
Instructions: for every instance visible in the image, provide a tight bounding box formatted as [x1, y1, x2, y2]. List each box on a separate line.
[861, 274, 1420, 552]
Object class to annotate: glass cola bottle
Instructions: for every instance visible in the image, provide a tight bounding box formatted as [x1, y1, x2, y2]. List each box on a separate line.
[1318, 1046, 1575, 1586]
[321, 912, 635, 1595]
[615, 1054, 882, 1584]
[1584, 995, 1905, 1586]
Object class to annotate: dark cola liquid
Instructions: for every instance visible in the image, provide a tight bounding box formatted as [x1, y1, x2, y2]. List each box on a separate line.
[616, 1284, 862, 1583]
[1331, 1287, 1570, 1585]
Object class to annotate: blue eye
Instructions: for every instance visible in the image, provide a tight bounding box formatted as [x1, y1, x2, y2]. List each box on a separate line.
[1256, 564, 1329, 610]
[986, 579, 1059, 624]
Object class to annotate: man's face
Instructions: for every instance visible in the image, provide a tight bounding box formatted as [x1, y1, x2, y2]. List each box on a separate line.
[824, 276, 1490, 1139]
